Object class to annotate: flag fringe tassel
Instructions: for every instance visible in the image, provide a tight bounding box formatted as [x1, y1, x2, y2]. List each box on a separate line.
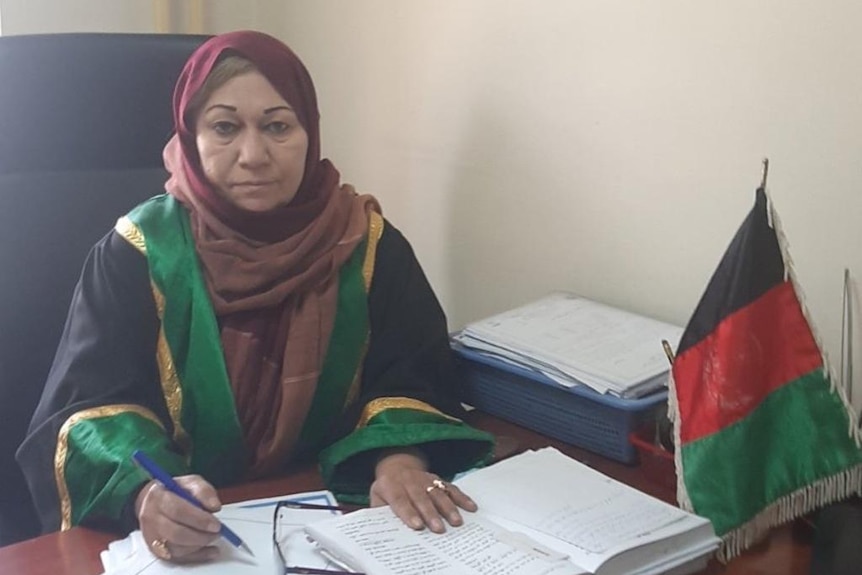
[666, 369, 693, 511]
[717, 463, 862, 562]
[766, 188, 862, 446]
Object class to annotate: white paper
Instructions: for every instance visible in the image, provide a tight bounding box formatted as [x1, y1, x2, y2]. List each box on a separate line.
[306, 506, 586, 575]
[304, 449, 718, 575]
[456, 292, 683, 396]
[99, 490, 346, 575]
[457, 449, 685, 554]
[454, 448, 719, 574]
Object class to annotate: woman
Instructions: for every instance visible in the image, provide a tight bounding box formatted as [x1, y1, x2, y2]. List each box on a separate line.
[17, 30, 494, 562]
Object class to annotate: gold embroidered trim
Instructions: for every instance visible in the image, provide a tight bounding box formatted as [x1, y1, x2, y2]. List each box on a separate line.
[343, 337, 369, 410]
[362, 211, 384, 292]
[355, 397, 461, 429]
[114, 220, 185, 446]
[343, 212, 385, 408]
[114, 216, 147, 254]
[55, 404, 163, 531]
[151, 283, 190, 452]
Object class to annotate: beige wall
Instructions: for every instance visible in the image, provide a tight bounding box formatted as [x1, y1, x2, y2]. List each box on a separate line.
[269, 0, 862, 404]
[0, 0, 153, 33]
[0, 0, 266, 35]
[3, 1, 862, 403]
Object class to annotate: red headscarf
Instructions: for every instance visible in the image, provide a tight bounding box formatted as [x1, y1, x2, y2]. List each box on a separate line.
[163, 31, 380, 477]
[171, 30, 333, 241]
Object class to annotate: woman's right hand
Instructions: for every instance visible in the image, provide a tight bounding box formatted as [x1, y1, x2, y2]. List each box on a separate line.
[135, 475, 223, 563]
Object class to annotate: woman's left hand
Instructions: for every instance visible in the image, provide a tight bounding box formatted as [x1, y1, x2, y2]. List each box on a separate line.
[369, 449, 477, 533]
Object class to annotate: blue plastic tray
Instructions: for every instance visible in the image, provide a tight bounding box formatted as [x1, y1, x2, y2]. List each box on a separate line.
[452, 342, 667, 464]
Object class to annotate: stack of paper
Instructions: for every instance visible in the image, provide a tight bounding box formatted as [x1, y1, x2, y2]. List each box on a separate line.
[453, 292, 683, 398]
[98, 490, 345, 575]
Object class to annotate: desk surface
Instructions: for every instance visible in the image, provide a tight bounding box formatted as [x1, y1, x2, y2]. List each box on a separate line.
[0, 411, 812, 575]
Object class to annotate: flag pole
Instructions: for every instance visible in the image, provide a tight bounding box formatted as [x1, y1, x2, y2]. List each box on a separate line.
[658, 340, 676, 452]
[841, 268, 853, 403]
[760, 157, 770, 190]
[661, 340, 675, 365]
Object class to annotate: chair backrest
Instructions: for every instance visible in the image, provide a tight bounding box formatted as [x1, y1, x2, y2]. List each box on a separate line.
[0, 32, 207, 546]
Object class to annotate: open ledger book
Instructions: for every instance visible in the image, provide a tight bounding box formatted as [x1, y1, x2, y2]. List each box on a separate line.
[305, 448, 720, 575]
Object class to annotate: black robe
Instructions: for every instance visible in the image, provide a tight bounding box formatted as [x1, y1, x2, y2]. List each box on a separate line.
[18, 216, 494, 534]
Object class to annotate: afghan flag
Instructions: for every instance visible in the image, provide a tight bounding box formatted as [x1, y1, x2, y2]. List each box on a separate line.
[668, 186, 862, 561]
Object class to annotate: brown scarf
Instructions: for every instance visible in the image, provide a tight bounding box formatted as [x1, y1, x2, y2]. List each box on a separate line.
[165, 31, 380, 477]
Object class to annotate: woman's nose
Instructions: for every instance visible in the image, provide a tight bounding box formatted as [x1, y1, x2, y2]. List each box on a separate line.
[237, 131, 269, 167]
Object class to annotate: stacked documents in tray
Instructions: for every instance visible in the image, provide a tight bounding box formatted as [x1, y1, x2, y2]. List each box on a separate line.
[453, 292, 683, 398]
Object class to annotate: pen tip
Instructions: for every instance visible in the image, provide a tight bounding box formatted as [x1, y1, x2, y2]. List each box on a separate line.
[240, 541, 255, 557]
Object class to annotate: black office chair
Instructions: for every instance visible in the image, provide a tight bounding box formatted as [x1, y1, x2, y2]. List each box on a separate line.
[0, 32, 208, 546]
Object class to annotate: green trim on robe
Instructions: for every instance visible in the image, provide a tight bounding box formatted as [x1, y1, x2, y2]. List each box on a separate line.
[320, 408, 496, 504]
[59, 194, 371, 527]
[125, 193, 371, 476]
[65, 411, 186, 526]
[127, 194, 247, 484]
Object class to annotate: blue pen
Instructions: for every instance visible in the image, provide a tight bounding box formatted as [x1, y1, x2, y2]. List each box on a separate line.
[131, 450, 255, 557]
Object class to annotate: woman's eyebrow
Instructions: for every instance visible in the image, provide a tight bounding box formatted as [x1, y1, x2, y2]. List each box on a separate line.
[202, 104, 293, 115]
[263, 105, 293, 115]
[204, 104, 237, 113]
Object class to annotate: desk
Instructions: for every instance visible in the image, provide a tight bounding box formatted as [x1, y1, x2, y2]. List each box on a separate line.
[0, 411, 812, 575]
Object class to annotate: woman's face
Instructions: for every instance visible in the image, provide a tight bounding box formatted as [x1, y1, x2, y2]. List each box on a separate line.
[194, 70, 309, 212]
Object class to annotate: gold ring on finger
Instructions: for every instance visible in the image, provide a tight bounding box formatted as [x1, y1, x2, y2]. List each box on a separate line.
[151, 538, 172, 561]
[425, 478, 448, 494]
